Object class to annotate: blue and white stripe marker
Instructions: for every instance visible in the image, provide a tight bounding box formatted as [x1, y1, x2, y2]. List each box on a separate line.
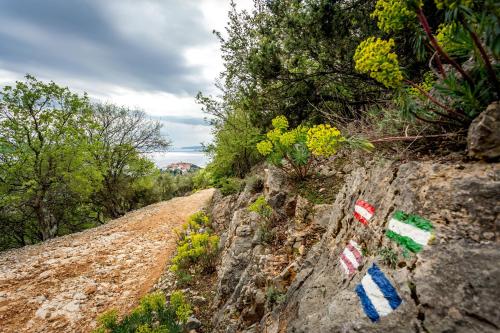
[355, 263, 402, 322]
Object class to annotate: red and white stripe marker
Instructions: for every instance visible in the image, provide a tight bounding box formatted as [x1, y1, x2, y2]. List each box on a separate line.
[354, 200, 375, 225]
[339, 240, 363, 275]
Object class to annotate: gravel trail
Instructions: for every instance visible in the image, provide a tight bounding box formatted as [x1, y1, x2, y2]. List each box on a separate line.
[0, 189, 215, 333]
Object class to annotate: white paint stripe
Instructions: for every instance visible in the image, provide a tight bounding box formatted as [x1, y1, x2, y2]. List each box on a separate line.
[388, 219, 433, 246]
[349, 240, 361, 254]
[339, 258, 350, 274]
[361, 274, 393, 317]
[355, 205, 373, 221]
[343, 248, 360, 268]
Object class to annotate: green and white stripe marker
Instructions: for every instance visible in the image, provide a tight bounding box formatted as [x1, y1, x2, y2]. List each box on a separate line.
[386, 211, 434, 253]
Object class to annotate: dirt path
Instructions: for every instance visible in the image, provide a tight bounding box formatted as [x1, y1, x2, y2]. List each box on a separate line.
[0, 189, 215, 333]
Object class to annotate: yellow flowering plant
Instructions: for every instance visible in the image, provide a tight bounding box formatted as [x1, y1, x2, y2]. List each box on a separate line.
[306, 124, 346, 156]
[354, 37, 403, 88]
[256, 116, 350, 179]
[92, 291, 190, 332]
[271, 115, 289, 130]
[170, 211, 219, 277]
[371, 0, 418, 33]
[170, 232, 219, 273]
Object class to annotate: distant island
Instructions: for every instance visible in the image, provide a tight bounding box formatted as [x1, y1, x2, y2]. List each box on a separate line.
[163, 162, 201, 175]
[176, 146, 204, 152]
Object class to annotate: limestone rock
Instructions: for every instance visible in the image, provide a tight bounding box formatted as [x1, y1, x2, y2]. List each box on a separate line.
[294, 196, 312, 224]
[264, 161, 500, 332]
[468, 102, 500, 160]
[210, 190, 238, 233]
[209, 157, 499, 333]
[185, 316, 202, 331]
[264, 166, 289, 198]
[310, 204, 334, 228]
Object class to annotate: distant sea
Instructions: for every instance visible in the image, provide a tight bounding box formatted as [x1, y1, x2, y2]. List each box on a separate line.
[145, 147, 209, 168]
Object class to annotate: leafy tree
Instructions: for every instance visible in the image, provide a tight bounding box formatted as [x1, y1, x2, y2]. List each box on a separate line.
[0, 77, 173, 250]
[200, 106, 262, 178]
[0, 75, 100, 242]
[209, 0, 389, 127]
[86, 104, 170, 218]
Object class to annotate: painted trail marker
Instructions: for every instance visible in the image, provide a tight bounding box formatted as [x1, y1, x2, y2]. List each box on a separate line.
[339, 240, 363, 275]
[386, 211, 434, 253]
[354, 200, 375, 225]
[355, 263, 402, 322]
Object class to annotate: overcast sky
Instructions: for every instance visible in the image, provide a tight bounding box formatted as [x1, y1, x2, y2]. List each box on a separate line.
[0, 0, 253, 148]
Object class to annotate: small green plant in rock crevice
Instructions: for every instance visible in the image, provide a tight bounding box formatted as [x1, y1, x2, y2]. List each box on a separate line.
[248, 195, 273, 219]
[248, 195, 274, 244]
[378, 246, 399, 269]
[175, 270, 193, 287]
[265, 286, 286, 309]
[93, 291, 191, 333]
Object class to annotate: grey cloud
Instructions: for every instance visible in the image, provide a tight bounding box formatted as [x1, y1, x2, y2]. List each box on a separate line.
[0, 0, 215, 94]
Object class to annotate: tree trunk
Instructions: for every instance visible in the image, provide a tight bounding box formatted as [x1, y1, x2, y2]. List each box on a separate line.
[35, 203, 58, 241]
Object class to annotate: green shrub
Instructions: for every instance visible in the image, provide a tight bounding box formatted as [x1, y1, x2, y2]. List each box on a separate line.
[170, 291, 192, 324]
[217, 177, 244, 196]
[192, 168, 215, 190]
[170, 232, 219, 274]
[175, 270, 193, 287]
[196, 106, 262, 178]
[95, 309, 118, 331]
[174, 211, 211, 242]
[92, 291, 189, 333]
[187, 211, 211, 229]
[135, 324, 170, 333]
[257, 223, 275, 244]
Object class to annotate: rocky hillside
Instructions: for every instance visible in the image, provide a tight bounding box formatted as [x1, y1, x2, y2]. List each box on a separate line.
[207, 156, 499, 332]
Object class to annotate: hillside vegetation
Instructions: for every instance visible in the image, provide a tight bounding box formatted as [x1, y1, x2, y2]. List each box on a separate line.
[0, 76, 199, 250]
[197, 0, 498, 186]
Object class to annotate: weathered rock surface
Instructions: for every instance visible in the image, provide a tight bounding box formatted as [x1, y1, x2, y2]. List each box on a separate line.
[209, 160, 500, 332]
[468, 101, 500, 160]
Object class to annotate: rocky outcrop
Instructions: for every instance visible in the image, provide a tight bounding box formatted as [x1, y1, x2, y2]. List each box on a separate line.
[468, 102, 500, 160]
[209, 160, 500, 333]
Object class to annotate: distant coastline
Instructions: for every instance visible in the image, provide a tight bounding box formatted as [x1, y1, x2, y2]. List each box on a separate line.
[178, 145, 204, 151]
[145, 148, 209, 168]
